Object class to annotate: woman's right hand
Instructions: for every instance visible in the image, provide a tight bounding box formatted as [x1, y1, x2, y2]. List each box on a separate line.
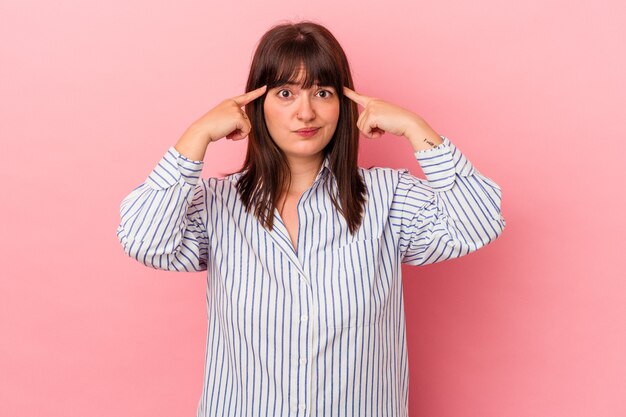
[192, 84, 267, 143]
[174, 85, 267, 161]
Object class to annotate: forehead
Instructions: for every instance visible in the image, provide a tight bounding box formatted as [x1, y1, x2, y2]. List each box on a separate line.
[278, 80, 329, 88]
[267, 60, 338, 88]
[283, 67, 315, 85]
[277, 75, 334, 89]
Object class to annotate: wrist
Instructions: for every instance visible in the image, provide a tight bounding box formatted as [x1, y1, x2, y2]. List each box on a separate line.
[186, 123, 214, 144]
[405, 119, 443, 152]
[175, 125, 212, 161]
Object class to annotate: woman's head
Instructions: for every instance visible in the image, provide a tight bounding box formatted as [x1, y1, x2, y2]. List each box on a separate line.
[235, 20, 366, 235]
[244, 20, 358, 165]
[262, 65, 340, 164]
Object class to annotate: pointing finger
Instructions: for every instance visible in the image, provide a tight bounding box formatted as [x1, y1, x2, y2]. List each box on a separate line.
[233, 85, 267, 107]
[343, 86, 370, 107]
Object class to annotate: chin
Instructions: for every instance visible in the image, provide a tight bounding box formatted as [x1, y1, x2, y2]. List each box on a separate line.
[286, 144, 326, 157]
[299, 139, 329, 149]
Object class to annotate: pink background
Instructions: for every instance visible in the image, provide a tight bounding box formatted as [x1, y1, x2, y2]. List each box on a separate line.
[2, 0, 625, 416]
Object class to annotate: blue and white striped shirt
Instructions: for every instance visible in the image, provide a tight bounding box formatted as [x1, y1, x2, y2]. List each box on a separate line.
[117, 135, 505, 417]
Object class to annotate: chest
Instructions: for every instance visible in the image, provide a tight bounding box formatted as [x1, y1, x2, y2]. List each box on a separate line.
[278, 196, 300, 253]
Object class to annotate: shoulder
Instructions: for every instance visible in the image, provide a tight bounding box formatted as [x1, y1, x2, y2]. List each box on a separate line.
[190, 173, 241, 202]
[358, 165, 409, 197]
[358, 165, 408, 184]
[199, 170, 243, 187]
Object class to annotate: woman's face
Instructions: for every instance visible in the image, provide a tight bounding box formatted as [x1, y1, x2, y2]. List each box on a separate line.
[263, 68, 340, 161]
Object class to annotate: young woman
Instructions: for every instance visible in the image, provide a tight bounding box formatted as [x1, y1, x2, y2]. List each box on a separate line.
[117, 20, 505, 417]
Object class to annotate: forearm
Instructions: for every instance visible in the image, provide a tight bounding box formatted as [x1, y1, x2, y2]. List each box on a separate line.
[396, 135, 506, 265]
[174, 123, 212, 162]
[404, 118, 444, 152]
[117, 146, 208, 271]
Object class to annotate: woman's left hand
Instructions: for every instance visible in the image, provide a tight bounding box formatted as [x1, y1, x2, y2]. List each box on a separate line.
[343, 87, 441, 148]
[343, 86, 426, 140]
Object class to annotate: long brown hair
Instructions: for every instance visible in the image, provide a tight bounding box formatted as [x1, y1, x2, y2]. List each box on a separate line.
[230, 20, 366, 236]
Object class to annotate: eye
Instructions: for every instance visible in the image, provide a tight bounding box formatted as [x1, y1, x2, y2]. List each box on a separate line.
[277, 89, 292, 99]
[317, 89, 334, 98]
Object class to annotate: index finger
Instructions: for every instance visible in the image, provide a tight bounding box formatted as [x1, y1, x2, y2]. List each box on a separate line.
[233, 85, 267, 107]
[343, 86, 370, 107]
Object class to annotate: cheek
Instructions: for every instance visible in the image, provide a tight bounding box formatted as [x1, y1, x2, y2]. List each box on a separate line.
[263, 102, 287, 128]
[263, 101, 271, 121]
[328, 99, 340, 117]
[327, 103, 340, 124]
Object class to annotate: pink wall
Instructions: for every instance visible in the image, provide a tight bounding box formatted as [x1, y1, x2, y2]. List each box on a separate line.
[2, 0, 624, 416]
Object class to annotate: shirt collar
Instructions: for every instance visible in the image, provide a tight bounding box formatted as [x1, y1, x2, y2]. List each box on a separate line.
[230, 154, 334, 184]
[314, 153, 334, 184]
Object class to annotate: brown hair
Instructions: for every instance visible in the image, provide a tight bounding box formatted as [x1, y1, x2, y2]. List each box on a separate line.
[230, 20, 367, 236]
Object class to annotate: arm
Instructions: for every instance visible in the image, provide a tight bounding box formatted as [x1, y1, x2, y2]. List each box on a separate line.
[116, 146, 210, 272]
[390, 135, 506, 266]
[115, 85, 269, 271]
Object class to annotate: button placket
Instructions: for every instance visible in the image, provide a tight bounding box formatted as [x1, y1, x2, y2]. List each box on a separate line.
[296, 280, 312, 415]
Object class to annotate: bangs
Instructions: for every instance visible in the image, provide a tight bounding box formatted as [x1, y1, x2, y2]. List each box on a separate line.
[263, 40, 341, 90]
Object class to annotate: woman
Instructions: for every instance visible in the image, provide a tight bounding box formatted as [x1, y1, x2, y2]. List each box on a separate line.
[117, 20, 505, 417]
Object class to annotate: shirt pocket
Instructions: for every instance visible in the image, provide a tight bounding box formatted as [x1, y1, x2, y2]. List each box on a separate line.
[322, 235, 390, 329]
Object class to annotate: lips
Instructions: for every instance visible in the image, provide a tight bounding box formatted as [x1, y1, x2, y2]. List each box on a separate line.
[296, 128, 319, 133]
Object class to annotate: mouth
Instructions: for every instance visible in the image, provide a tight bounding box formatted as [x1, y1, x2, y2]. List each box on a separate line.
[295, 127, 320, 137]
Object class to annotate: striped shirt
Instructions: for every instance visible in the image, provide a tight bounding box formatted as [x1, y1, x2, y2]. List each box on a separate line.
[116, 134, 506, 417]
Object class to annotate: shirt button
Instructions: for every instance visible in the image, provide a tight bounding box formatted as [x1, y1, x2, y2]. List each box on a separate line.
[299, 404, 306, 411]
[300, 315, 308, 322]
[299, 357, 307, 365]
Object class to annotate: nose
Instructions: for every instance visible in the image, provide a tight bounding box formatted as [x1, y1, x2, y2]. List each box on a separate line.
[296, 94, 316, 121]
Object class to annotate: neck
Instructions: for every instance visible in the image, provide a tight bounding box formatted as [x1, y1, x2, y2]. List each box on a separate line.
[283, 153, 324, 195]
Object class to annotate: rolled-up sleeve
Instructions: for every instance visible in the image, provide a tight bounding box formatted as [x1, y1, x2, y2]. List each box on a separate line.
[116, 146, 210, 272]
[390, 135, 506, 266]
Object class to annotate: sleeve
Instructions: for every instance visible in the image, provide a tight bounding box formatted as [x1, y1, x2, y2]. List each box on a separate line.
[116, 146, 210, 272]
[389, 135, 506, 266]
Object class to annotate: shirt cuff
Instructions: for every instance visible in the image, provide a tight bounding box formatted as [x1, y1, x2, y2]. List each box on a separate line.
[414, 135, 475, 191]
[146, 146, 204, 190]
